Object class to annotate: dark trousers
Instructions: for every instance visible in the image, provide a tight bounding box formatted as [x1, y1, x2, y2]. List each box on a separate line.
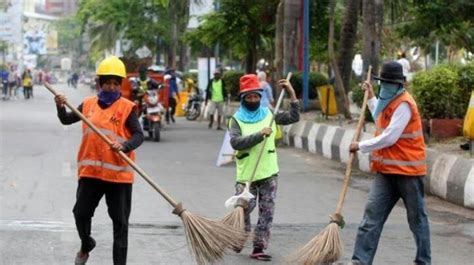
[23, 86, 33, 99]
[166, 97, 177, 123]
[351, 173, 431, 265]
[73, 178, 132, 265]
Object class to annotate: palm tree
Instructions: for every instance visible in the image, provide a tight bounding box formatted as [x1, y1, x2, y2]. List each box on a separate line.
[88, 22, 120, 56]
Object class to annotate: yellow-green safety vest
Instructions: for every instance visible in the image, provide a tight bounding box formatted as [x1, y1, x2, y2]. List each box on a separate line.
[234, 111, 278, 183]
[211, 79, 224, 102]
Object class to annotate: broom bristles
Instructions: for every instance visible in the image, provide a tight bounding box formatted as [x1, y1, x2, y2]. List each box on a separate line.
[288, 223, 342, 265]
[180, 211, 248, 265]
[220, 206, 249, 253]
[221, 206, 245, 231]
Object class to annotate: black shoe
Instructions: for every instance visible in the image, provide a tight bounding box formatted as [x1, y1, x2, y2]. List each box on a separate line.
[76, 237, 96, 265]
[216, 127, 223, 131]
[460, 142, 470, 150]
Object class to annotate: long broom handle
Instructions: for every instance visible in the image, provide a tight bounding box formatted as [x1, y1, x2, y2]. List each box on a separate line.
[247, 72, 292, 184]
[44, 82, 180, 208]
[334, 66, 372, 214]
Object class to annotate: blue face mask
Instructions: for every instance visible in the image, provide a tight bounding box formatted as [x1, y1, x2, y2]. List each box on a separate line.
[373, 82, 405, 119]
[378, 82, 402, 100]
[98, 90, 120, 106]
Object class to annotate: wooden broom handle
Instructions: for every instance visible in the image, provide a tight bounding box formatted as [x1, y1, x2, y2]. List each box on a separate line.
[247, 72, 292, 184]
[334, 66, 372, 214]
[44, 82, 180, 208]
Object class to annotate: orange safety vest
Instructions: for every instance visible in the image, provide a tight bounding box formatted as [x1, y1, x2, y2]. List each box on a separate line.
[77, 96, 136, 183]
[371, 92, 427, 176]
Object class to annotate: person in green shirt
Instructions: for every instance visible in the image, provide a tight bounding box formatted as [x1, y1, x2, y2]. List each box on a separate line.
[205, 69, 227, 130]
[228, 74, 300, 261]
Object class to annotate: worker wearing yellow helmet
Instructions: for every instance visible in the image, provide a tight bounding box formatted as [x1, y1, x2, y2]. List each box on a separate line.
[53, 56, 144, 265]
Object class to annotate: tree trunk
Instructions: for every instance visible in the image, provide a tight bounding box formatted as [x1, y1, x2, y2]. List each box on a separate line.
[274, 0, 284, 96]
[168, 2, 178, 69]
[178, 43, 189, 72]
[375, 0, 383, 70]
[283, 0, 301, 75]
[329, 0, 351, 119]
[177, 0, 191, 71]
[362, 0, 381, 79]
[245, 38, 258, 73]
[337, 0, 359, 99]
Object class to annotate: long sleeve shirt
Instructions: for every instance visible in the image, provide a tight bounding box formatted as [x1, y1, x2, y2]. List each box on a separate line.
[359, 97, 411, 153]
[229, 102, 300, 150]
[56, 101, 144, 153]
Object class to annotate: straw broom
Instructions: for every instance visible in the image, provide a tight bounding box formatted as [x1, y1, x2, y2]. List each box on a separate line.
[220, 72, 292, 242]
[44, 83, 247, 265]
[288, 66, 372, 265]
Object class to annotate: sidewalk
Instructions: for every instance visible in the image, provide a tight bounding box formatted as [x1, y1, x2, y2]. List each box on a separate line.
[283, 110, 474, 210]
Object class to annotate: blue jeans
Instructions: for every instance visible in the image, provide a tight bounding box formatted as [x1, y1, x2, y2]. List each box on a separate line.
[352, 173, 431, 265]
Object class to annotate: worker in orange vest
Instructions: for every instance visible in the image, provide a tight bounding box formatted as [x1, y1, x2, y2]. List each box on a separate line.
[54, 56, 144, 265]
[349, 61, 431, 265]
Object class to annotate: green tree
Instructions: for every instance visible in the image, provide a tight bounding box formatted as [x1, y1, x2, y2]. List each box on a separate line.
[54, 17, 83, 68]
[397, 0, 474, 59]
[184, 0, 280, 73]
[77, 0, 197, 69]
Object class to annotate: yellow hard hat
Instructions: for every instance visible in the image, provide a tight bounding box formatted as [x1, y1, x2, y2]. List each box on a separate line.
[96, 56, 126, 78]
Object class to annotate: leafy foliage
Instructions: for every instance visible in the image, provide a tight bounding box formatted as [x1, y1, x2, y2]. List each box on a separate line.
[397, 0, 474, 52]
[411, 65, 466, 119]
[310, 0, 341, 64]
[183, 0, 279, 72]
[54, 17, 82, 51]
[290, 71, 329, 100]
[222, 70, 245, 100]
[76, 0, 177, 58]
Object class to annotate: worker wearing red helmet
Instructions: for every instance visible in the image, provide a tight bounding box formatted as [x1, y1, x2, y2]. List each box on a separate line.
[228, 74, 300, 261]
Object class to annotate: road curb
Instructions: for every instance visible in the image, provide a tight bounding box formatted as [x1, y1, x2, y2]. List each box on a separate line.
[283, 121, 474, 209]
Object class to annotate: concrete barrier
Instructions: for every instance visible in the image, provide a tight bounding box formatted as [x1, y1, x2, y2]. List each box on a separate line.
[283, 121, 474, 209]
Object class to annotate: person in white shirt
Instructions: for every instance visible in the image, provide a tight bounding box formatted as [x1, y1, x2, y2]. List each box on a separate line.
[397, 51, 411, 79]
[349, 61, 431, 265]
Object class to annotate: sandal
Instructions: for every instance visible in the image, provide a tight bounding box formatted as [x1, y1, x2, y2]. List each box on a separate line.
[250, 252, 272, 261]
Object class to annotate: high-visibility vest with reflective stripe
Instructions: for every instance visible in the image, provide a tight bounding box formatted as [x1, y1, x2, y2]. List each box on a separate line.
[463, 91, 474, 139]
[77, 96, 136, 183]
[371, 92, 427, 176]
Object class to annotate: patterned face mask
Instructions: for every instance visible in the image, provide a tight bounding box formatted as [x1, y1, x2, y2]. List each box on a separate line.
[98, 90, 120, 106]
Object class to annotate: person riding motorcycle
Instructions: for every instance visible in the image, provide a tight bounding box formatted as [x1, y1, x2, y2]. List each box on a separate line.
[131, 66, 159, 116]
[184, 79, 204, 121]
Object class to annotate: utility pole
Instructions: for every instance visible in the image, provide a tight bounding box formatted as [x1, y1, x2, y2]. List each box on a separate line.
[302, 0, 309, 110]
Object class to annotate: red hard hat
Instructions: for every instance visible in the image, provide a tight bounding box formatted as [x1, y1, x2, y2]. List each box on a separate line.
[239, 74, 262, 95]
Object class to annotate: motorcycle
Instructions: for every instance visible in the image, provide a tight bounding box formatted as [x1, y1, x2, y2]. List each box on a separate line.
[184, 91, 204, 121]
[142, 87, 165, 142]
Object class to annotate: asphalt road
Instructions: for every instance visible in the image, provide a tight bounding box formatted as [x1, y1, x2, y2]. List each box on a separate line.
[1, 84, 473, 265]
